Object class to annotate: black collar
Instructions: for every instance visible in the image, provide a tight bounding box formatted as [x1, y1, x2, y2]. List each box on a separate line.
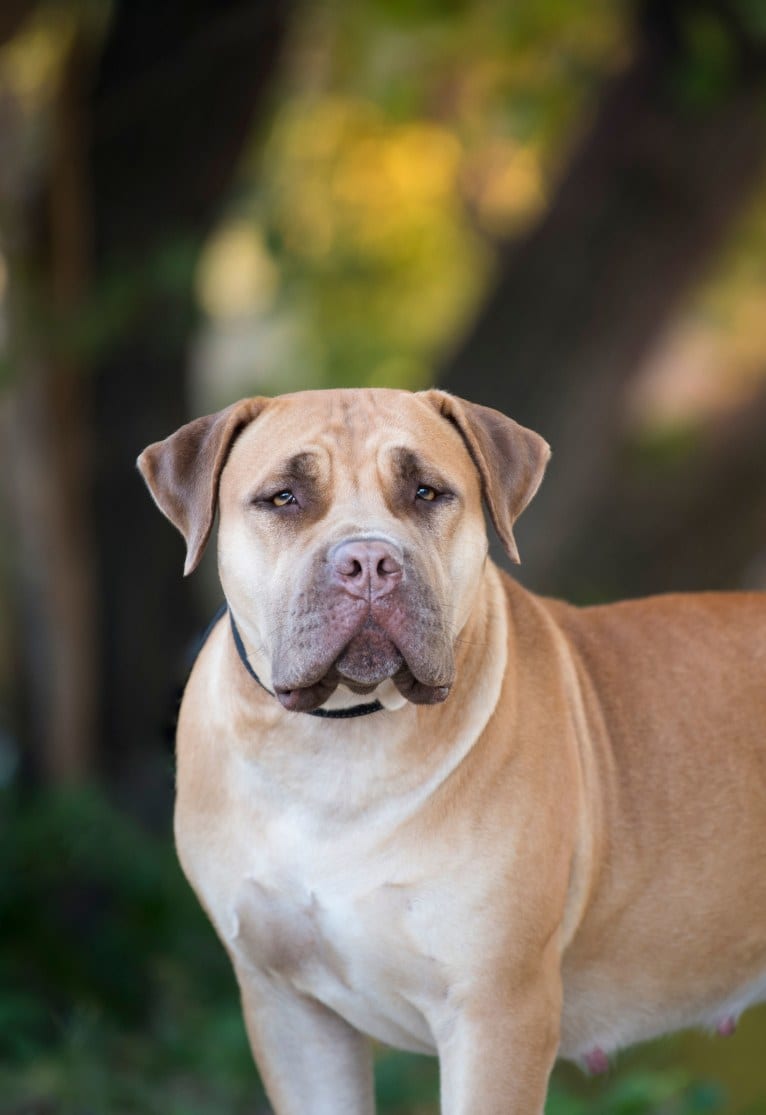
[228, 610, 384, 719]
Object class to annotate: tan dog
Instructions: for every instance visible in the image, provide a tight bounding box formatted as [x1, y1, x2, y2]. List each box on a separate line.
[139, 388, 766, 1115]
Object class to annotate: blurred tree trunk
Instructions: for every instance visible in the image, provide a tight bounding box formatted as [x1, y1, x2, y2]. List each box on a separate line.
[3, 1, 290, 799]
[561, 384, 766, 600]
[88, 0, 290, 808]
[1, 18, 97, 783]
[439, 0, 766, 596]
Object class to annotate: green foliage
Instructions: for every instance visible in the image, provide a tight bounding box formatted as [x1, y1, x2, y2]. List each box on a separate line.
[0, 786, 224, 1041]
[735, 0, 766, 37]
[672, 8, 738, 108]
[624, 420, 704, 475]
[193, 0, 625, 404]
[375, 1050, 440, 1110]
[0, 785, 261, 1114]
[547, 1070, 727, 1115]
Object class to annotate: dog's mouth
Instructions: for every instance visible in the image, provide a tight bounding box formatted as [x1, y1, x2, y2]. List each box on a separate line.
[274, 618, 451, 713]
[335, 620, 404, 686]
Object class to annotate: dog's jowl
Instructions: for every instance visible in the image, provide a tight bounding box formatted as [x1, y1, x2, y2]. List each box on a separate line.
[139, 388, 766, 1115]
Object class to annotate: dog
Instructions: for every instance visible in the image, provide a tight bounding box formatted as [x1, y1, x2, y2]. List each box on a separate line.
[138, 388, 766, 1114]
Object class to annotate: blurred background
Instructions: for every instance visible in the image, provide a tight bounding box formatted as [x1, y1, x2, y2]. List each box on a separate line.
[1, 0, 766, 1111]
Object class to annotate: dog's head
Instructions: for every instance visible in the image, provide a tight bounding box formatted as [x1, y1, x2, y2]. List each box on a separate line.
[138, 389, 549, 711]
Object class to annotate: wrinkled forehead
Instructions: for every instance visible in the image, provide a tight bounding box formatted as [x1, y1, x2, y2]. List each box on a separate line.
[223, 388, 477, 487]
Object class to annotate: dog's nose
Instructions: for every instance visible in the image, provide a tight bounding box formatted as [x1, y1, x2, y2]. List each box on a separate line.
[329, 539, 403, 599]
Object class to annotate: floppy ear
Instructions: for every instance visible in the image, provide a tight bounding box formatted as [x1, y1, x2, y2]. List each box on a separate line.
[137, 397, 267, 575]
[423, 390, 550, 564]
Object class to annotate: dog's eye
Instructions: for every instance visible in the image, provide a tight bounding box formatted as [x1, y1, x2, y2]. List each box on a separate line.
[271, 490, 296, 507]
[416, 485, 437, 502]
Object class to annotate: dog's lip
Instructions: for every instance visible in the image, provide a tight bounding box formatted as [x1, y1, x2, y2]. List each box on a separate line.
[341, 680, 379, 695]
[275, 677, 339, 712]
[334, 621, 404, 687]
[273, 619, 452, 713]
[274, 664, 452, 714]
[392, 669, 450, 705]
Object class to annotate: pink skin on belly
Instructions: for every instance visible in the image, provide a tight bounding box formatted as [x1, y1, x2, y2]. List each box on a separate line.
[716, 1014, 737, 1037]
[583, 1015, 737, 1075]
[583, 1046, 610, 1075]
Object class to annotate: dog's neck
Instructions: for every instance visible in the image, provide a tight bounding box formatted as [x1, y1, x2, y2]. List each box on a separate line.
[220, 564, 511, 826]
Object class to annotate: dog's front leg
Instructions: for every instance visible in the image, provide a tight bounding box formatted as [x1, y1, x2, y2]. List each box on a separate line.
[235, 970, 374, 1115]
[437, 973, 561, 1115]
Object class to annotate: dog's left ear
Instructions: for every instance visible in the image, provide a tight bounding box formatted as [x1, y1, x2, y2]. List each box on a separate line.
[423, 390, 550, 564]
[137, 397, 267, 575]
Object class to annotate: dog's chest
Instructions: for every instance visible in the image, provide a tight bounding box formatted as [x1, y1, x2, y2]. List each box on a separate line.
[223, 832, 446, 1054]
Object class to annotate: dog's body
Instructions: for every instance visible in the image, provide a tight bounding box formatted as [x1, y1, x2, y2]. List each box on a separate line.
[139, 389, 766, 1114]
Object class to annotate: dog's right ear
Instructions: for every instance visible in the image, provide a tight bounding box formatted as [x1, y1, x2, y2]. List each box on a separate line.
[137, 397, 267, 575]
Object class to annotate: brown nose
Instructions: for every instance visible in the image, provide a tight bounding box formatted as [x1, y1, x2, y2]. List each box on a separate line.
[329, 538, 404, 599]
